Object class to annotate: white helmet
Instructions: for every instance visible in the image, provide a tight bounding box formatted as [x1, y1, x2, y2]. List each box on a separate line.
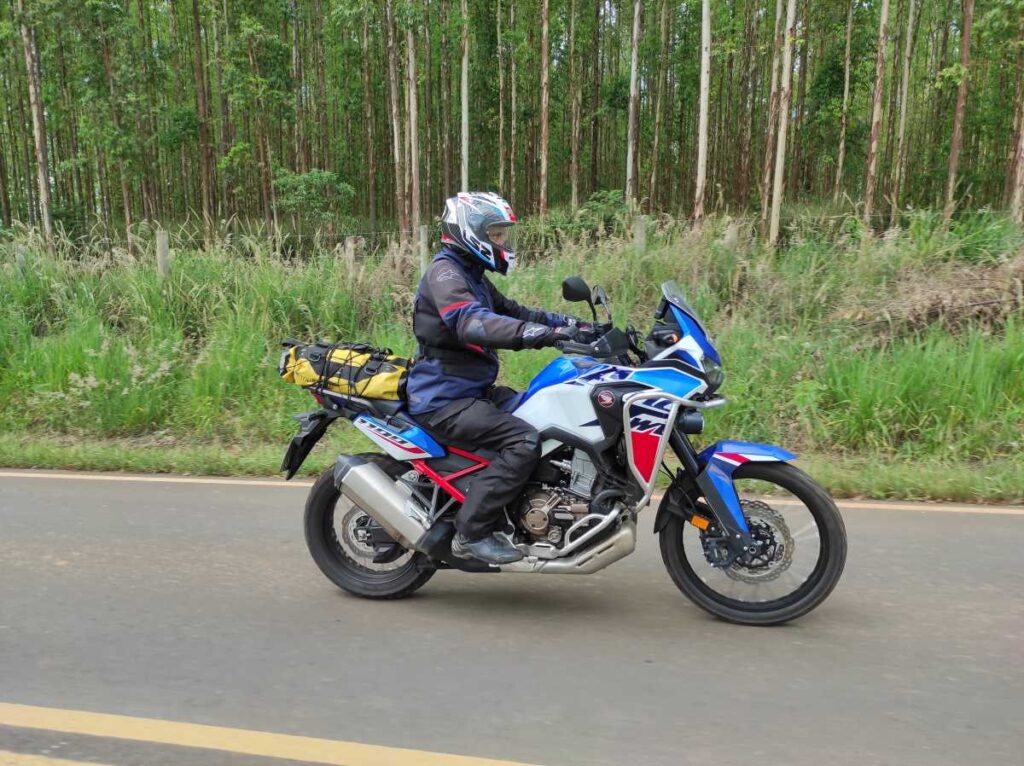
[439, 192, 518, 275]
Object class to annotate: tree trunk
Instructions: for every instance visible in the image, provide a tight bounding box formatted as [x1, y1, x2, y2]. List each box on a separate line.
[1010, 78, 1024, 223]
[509, 3, 517, 203]
[290, 0, 304, 172]
[313, 0, 327, 170]
[247, 39, 274, 234]
[0, 129, 10, 226]
[213, 0, 231, 217]
[17, 0, 53, 251]
[407, 25, 420, 239]
[834, 0, 854, 204]
[760, 0, 784, 230]
[497, 0, 506, 193]
[862, 0, 891, 227]
[648, 0, 669, 211]
[1007, 14, 1024, 210]
[625, 0, 642, 207]
[569, 0, 583, 209]
[789, 0, 809, 197]
[735, 0, 758, 208]
[539, 0, 551, 215]
[693, 0, 711, 226]
[768, 0, 798, 246]
[889, 0, 916, 225]
[943, 0, 974, 224]
[460, 0, 469, 191]
[589, 0, 602, 196]
[385, 0, 408, 242]
[440, 0, 452, 198]
[100, 36, 134, 252]
[362, 11, 377, 233]
[191, 0, 213, 241]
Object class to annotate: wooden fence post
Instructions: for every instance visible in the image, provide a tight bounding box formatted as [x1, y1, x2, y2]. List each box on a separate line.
[343, 236, 356, 275]
[419, 225, 429, 275]
[633, 215, 648, 257]
[156, 230, 171, 282]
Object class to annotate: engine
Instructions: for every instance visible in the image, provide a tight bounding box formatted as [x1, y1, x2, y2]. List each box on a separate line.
[516, 450, 614, 546]
[517, 489, 591, 545]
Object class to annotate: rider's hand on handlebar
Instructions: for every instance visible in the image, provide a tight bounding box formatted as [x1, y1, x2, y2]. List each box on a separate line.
[573, 320, 613, 344]
[546, 325, 580, 348]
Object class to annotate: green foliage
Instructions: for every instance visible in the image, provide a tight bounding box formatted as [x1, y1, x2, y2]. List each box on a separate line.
[273, 169, 354, 222]
[1, 212, 1018, 471]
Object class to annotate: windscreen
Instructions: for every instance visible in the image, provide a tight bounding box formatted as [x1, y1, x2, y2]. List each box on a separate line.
[661, 281, 708, 334]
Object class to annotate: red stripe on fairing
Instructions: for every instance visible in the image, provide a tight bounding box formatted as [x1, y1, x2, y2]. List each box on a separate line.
[366, 428, 428, 456]
[630, 431, 661, 483]
[717, 453, 750, 464]
[440, 300, 472, 315]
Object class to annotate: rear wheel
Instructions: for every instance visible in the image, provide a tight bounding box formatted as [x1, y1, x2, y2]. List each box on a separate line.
[304, 453, 435, 599]
[659, 462, 846, 625]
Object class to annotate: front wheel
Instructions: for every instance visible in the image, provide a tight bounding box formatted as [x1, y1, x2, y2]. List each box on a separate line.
[304, 453, 436, 599]
[660, 462, 846, 625]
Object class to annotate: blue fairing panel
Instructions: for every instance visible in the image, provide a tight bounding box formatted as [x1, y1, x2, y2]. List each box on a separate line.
[628, 367, 703, 398]
[671, 305, 722, 365]
[698, 440, 797, 464]
[361, 414, 446, 458]
[400, 423, 446, 457]
[695, 441, 796, 535]
[519, 356, 595, 405]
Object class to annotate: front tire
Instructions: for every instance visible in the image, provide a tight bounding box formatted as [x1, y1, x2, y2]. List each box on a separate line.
[660, 462, 846, 625]
[304, 453, 436, 599]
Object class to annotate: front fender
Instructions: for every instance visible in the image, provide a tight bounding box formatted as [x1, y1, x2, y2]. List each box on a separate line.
[654, 440, 796, 534]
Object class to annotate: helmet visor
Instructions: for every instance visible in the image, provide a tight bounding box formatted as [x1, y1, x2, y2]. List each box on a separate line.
[485, 223, 517, 255]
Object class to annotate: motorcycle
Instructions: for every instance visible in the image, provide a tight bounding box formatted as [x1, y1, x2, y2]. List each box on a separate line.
[282, 278, 847, 625]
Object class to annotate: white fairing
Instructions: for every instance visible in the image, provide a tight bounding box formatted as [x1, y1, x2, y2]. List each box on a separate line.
[655, 335, 706, 366]
[513, 381, 605, 452]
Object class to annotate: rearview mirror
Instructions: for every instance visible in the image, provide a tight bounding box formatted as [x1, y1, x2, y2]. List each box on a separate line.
[562, 276, 591, 303]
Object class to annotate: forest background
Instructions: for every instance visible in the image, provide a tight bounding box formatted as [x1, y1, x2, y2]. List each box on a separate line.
[1, 0, 1022, 501]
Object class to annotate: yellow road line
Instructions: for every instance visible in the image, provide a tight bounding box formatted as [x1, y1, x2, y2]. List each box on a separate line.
[0, 703, 542, 766]
[0, 752, 116, 766]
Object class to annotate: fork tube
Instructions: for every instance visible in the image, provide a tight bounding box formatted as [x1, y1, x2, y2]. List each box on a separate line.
[670, 430, 702, 478]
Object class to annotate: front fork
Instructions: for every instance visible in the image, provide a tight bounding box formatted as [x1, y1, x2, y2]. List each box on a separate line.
[662, 431, 756, 561]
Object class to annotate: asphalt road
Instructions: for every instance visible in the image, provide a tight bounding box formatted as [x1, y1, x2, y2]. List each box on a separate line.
[1, 470, 1022, 766]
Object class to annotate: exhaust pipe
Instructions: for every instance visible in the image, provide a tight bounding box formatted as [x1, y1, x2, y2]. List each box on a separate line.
[333, 455, 430, 551]
[502, 520, 637, 575]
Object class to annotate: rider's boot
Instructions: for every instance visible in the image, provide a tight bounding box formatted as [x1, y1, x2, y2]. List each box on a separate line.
[451, 532, 524, 565]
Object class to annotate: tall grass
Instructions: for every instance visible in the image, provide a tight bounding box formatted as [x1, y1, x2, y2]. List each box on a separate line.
[0, 211, 1020, 464]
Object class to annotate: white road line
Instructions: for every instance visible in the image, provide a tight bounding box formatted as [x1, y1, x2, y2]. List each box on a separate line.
[0, 470, 313, 488]
[0, 469, 1021, 515]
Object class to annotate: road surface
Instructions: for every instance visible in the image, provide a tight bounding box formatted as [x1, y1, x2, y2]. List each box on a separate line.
[1, 470, 1022, 766]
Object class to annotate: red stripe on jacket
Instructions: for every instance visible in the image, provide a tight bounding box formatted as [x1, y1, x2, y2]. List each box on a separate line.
[440, 300, 473, 316]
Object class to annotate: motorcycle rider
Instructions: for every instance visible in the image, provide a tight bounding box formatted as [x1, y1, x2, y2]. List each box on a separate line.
[406, 192, 590, 565]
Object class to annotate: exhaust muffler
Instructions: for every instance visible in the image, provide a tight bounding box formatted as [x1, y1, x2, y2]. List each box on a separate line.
[333, 455, 430, 551]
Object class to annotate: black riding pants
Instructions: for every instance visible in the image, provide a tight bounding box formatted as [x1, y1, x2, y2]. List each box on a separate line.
[417, 387, 541, 540]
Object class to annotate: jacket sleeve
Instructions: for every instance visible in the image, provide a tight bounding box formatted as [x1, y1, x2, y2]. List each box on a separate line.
[485, 279, 573, 327]
[424, 263, 551, 350]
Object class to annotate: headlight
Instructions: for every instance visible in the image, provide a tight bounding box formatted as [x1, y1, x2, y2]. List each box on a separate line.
[704, 360, 725, 392]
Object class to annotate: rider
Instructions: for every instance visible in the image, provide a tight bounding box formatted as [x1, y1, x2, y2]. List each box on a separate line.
[406, 192, 590, 565]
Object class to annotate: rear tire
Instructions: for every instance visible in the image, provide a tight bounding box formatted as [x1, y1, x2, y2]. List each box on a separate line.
[304, 453, 436, 599]
[659, 462, 846, 625]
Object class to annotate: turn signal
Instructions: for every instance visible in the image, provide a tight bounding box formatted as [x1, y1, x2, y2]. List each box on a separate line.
[689, 514, 710, 530]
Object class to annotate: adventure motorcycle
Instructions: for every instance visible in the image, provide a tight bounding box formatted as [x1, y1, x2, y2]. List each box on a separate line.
[282, 278, 847, 625]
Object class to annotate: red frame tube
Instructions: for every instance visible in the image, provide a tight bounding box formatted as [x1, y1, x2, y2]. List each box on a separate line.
[411, 447, 490, 504]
